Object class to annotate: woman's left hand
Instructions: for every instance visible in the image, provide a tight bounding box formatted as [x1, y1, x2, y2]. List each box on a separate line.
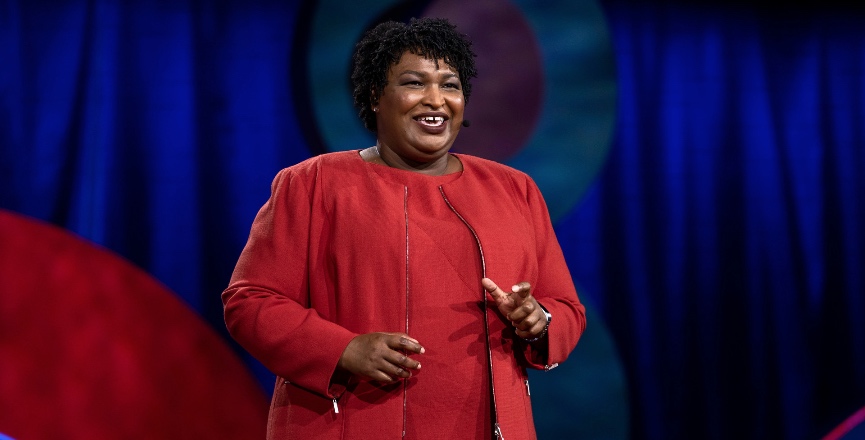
[481, 278, 548, 341]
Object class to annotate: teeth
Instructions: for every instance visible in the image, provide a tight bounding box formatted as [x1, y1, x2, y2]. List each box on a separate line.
[417, 116, 445, 126]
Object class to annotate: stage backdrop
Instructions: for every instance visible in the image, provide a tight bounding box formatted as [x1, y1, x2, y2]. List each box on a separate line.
[2, 0, 865, 439]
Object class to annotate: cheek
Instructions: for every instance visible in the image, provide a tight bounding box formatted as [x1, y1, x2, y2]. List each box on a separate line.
[397, 94, 420, 110]
[448, 96, 465, 114]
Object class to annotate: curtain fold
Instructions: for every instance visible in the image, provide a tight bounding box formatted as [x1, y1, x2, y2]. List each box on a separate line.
[558, 2, 865, 438]
[2, 0, 864, 438]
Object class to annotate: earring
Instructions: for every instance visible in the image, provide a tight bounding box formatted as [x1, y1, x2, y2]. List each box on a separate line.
[373, 107, 378, 112]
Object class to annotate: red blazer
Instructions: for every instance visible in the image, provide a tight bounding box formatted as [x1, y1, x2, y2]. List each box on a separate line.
[223, 151, 586, 440]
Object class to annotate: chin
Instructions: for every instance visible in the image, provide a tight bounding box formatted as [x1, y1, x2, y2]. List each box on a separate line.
[417, 145, 453, 157]
[415, 139, 456, 155]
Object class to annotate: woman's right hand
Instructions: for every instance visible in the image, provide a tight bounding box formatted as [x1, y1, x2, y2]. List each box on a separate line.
[337, 332, 425, 383]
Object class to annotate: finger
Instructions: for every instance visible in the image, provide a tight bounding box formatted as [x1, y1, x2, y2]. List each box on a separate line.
[375, 371, 396, 383]
[527, 318, 548, 336]
[507, 299, 537, 322]
[387, 352, 421, 372]
[512, 310, 541, 331]
[481, 278, 510, 304]
[392, 334, 425, 354]
[400, 353, 422, 370]
[514, 324, 536, 339]
[389, 363, 411, 379]
[371, 356, 403, 382]
[510, 281, 532, 300]
[481, 278, 504, 296]
[515, 318, 547, 338]
[375, 354, 414, 381]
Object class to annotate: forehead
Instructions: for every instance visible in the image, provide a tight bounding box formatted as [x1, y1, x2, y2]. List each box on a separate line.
[388, 51, 458, 76]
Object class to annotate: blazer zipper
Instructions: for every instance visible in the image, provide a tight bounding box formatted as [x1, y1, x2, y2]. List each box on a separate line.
[283, 379, 342, 415]
[439, 186, 504, 439]
[402, 186, 410, 438]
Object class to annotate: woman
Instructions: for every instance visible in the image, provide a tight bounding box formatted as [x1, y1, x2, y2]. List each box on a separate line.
[223, 17, 586, 440]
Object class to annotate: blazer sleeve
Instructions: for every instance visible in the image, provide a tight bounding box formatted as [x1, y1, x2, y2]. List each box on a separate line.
[222, 168, 357, 398]
[518, 177, 587, 369]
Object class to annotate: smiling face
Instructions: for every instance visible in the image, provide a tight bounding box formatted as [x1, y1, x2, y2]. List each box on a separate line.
[374, 51, 465, 169]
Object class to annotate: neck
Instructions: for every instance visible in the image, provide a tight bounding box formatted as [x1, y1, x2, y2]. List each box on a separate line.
[374, 145, 457, 176]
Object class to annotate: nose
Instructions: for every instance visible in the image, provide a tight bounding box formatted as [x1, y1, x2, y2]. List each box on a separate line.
[422, 85, 445, 109]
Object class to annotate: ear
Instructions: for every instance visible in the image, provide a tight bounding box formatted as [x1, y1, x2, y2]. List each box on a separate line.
[369, 88, 380, 109]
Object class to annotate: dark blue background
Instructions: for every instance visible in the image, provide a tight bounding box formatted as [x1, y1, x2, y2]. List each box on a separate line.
[2, 1, 864, 439]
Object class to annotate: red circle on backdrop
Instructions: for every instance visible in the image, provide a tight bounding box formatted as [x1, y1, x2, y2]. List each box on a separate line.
[0, 210, 267, 439]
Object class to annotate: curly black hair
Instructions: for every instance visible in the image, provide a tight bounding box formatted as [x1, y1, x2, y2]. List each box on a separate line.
[351, 17, 478, 132]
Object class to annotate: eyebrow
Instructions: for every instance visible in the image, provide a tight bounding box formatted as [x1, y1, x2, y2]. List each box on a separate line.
[398, 69, 459, 80]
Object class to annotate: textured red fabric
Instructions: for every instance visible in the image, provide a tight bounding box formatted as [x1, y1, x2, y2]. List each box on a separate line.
[0, 210, 268, 439]
[372, 166, 493, 438]
[223, 151, 586, 440]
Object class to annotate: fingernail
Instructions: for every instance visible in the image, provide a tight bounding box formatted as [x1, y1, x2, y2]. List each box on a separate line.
[512, 285, 520, 292]
[420, 347, 425, 354]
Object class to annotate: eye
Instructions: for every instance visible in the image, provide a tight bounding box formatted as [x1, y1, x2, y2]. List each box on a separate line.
[443, 82, 461, 90]
[402, 80, 423, 87]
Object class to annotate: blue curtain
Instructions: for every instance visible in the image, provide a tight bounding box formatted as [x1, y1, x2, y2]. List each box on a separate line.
[561, 1, 865, 439]
[2, 1, 864, 439]
[0, 0, 310, 384]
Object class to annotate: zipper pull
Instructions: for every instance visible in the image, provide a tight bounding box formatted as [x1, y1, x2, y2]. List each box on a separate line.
[494, 422, 504, 439]
[544, 362, 559, 371]
[524, 379, 531, 396]
[332, 398, 339, 414]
